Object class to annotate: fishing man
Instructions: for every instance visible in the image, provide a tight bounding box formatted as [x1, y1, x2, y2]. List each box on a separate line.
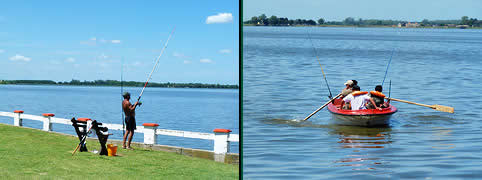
[122, 92, 141, 149]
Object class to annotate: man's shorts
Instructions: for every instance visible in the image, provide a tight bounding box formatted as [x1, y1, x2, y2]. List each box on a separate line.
[125, 116, 137, 131]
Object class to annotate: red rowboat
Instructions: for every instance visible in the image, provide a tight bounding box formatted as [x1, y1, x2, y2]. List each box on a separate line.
[327, 98, 397, 127]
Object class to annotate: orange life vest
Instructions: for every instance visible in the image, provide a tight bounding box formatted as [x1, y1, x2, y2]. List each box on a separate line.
[351, 91, 368, 96]
[370, 91, 386, 98]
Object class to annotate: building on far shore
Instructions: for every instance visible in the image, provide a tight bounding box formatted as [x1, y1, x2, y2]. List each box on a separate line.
[397, 22, 420, 28]
[405, 22, 420, 28]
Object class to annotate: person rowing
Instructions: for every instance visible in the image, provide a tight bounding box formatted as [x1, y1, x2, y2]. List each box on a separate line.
[340, 85, 381, 110]
[367, 85, 389, 109]
[340, 80, 358, 109]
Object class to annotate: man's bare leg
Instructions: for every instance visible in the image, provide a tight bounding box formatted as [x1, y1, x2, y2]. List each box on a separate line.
[122, 130, 130, 149]
[127, 131, 134, 149]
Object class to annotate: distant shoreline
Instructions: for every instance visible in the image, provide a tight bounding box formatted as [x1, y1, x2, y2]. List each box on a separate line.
[243, 24, 482, 29]
[244, 14, 481, 29]
[0, 80, 238, 89]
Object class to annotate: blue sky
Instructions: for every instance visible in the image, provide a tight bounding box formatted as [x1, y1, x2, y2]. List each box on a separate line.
[244, 0, 482, 21]
[0, 1, 239, 84]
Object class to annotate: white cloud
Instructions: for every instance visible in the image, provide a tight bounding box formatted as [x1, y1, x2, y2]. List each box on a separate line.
[98, 53, 108, 59]
[183, 60, 191, 64]
[173, 52, 183, 58]
[81, 37, 121, 45]
[65, 57, 75, 62]
[206, 13, 233, 24]
[10, 54, 31, 62]
[133, 61, 142, 66]
[173, 52, 189, 59]
[200, 58, 213, 63]
[50, 60, 61, 65]
[219, 49, 231, 54]
[81, 37, 97, 45]
[0, 49, 4, 53]
[56, 51, 80, 55]
[80, 41, 93, 45]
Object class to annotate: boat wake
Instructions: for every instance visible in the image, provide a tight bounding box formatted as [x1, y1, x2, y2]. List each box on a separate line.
[261, 118, 334, 128]
[409, 113, 460, 125]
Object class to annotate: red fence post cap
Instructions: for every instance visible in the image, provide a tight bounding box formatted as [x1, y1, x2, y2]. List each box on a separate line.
[14, 110, 24, 113]
[213, 129, 232, 133]
[77, 118, 91, 122]
[42, 113, 55, 117]
[143, 123, 159, 127]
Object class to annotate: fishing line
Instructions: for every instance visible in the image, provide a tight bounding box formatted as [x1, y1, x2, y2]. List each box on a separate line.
[381, 49, 394, 86]
[381, 30, 401, 86]
[138, 27, 176, 102]
[307, 29, 333, 99]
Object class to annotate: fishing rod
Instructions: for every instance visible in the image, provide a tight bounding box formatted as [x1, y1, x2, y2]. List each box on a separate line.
[307, 30, 333, 99]
[121, 57, 125, 136]
[72, 124, 93, 156]
[382, 29, 401, 86]
[388, 80, 392, 103]
[137, 27, 176, 102]
[381, 49, 394, 86]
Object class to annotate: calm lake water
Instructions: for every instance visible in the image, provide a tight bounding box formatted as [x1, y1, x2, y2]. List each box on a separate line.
[243, 26, 482, 179]
[0, 85, 239, 153]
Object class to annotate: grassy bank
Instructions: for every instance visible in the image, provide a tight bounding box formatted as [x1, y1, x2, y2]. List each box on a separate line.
[0, 123, 238, 179]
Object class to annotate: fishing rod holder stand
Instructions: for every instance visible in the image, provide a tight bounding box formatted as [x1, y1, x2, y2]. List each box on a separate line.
[71, 118, 111, 155]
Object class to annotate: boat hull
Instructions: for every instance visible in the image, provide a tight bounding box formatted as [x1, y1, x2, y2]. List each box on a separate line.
[327, 99, 397, 127]
[330, 113, 393, 126]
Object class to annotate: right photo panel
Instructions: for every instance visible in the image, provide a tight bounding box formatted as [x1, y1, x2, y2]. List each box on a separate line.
[243, 0, 481, 179]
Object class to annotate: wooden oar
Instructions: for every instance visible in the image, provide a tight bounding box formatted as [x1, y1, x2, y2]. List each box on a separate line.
[302, 93, 342, 121]
[385, 97, 454, 113]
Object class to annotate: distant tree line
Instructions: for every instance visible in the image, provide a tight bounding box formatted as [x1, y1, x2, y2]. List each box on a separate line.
[460, 16, 480, 26]
[0, 79, 239, 89]
[244, 14, 482, 27]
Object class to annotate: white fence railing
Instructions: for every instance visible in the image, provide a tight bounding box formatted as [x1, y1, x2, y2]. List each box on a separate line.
[0, 111, 238, 154]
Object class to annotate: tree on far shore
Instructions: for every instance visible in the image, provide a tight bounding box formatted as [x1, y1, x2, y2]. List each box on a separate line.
[343, 17, 355, 25]
[268, 15, 278, 25]
[421, 19, 430, 26]
[318, 18, 325, 25]
[259, 14, 267, 25]
[461, 16, 469, 25]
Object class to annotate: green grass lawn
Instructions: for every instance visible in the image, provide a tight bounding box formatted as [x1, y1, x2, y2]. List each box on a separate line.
[0, 123, 238, 179]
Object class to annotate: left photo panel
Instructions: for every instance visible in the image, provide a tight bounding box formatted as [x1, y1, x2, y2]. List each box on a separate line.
[0, 1, 239, 179]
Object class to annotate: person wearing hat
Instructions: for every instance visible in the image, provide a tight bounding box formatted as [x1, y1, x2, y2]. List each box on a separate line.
[122, 92, 141, 150]
[341, 80, 355, 98]
[351, 80, 358, 86]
